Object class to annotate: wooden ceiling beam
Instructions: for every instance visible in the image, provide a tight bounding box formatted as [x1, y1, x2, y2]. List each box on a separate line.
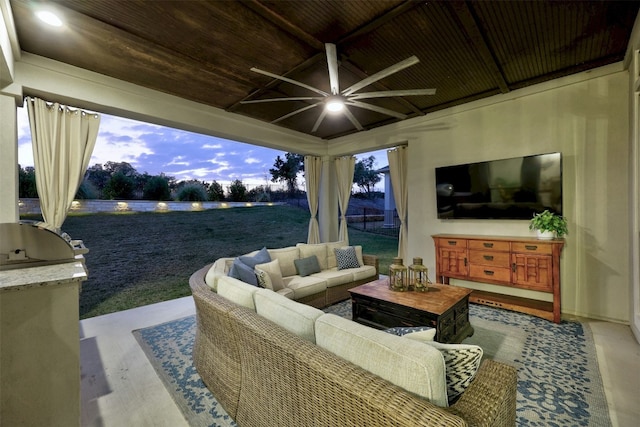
[446, 1, 510, 94]
[337, 0, 424, 46]
[243, 0, 325, 51]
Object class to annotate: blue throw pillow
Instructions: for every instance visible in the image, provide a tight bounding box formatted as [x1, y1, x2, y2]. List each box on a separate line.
[294, 255, 321, 277]
[239, 247, 271, 268]
[227, 258, 258, 286]
[334, 246, 360, 270]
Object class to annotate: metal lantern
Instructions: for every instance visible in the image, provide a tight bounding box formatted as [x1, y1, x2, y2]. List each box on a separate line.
[409, 257, 430, 292]
[389, 257, 408, 291]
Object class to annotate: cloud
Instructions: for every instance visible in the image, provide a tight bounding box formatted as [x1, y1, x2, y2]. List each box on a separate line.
[16, 107, 386, 190]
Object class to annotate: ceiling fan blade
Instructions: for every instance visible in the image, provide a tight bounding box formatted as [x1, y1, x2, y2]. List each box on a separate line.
[326, 43, 340, 95]
[241, 97, 324, 104]
[270, 102, 323, 124]
[346, 100, 407, 120]
[311, 109, 328, 133]
[342, 56, 420, 96]
[342, 106, 364, 131]
[251, 67, 329, 97]
[349, 88, 436, 100]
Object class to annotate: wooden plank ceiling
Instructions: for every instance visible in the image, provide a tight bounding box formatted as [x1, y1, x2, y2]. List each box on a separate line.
[10, 0, 640, 140]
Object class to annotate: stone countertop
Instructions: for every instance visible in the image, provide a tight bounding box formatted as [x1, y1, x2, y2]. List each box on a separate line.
[0, 260, 87, 292]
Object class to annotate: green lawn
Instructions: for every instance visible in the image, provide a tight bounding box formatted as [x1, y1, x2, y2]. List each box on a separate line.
[55, 205, 398, 319]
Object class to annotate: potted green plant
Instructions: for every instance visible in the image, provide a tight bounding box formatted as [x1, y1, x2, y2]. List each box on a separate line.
[529, 210, 568, 239]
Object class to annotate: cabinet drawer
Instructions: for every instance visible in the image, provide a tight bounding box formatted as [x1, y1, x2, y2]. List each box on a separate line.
[468, 240, 510, 251]
[469, 250, 510, 267]
[469, 265, 511, 283]
[438, 238, 468, 248]
[512, 242, 552, 255]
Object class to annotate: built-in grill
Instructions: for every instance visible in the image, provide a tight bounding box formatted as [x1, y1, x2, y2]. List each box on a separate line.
[0, 221, 88, 271]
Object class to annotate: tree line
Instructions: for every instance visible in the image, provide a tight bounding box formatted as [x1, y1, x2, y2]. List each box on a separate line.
[18, 153, 382, 202]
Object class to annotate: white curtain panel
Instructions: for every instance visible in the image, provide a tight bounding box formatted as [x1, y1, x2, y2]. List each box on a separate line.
[26, 97, 100, 231]
[304, 156, 323, 244]
[387, 146, 408, 259]
[335, 156, 355, 244]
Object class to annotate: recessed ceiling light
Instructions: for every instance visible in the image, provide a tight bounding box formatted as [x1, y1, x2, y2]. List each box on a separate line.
[36, 10, 63, 27]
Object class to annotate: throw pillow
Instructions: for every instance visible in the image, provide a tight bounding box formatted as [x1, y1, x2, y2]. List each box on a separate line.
[342, 245, 364, 266]
[255, 269, 271, 289]
[384, 326, 435, 342]
[334, 246, 360, 270]
[254, 259, 285, 291]
[239, 246, 271, 268]
[423, 341, 483, 404]
[227, 258, 258, 286]
[294, 255, 321, 277]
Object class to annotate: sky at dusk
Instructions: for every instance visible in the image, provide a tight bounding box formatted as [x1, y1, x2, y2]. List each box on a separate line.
[16, 107, 387, 191]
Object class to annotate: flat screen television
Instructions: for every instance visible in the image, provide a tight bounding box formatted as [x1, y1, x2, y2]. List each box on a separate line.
[435, 152, 562, 220]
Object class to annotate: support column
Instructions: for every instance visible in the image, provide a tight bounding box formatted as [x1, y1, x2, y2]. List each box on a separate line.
[0, 91, 20, 223]
[318, 155, 339, 242]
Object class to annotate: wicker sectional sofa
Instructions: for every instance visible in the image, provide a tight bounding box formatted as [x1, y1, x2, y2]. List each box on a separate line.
[189, 263, 518, 427]
[204, 241, 379, 308]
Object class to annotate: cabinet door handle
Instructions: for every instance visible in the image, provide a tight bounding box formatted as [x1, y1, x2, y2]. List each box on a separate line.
[448, 240, 457, 245]
[483, 255, 494, 261]
[525, 245, 538, 250]
[464, 257, 468, 266]
[483, 242, 494, 248]
[512, 263, 516, 272]
[484, 270, 494, 276]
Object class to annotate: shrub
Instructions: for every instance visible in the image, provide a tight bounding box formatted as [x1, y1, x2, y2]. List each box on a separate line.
[228, 179, 247, 202]
[176, 183, 207, 201]
[103, 172, 135, 200]
[208, 180, 225, 201]
[143, 176, 171, 200]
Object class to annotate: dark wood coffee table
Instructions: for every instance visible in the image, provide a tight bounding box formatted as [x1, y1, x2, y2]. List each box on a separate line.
[349, 278, 474, 343]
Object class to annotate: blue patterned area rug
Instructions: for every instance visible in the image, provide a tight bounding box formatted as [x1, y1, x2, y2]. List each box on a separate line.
[133, 301, 611, 427]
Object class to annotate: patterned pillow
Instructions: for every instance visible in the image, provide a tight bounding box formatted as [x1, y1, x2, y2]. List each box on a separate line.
[384, 326, 436, 342]
[424, 341, 483, 404]
[255, 269, 271, 289]
[334, 246, 360, 270]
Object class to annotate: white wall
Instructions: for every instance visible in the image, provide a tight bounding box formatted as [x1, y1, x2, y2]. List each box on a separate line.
[397, 71, 629, 322]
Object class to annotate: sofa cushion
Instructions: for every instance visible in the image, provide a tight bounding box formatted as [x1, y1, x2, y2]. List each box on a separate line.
[309, 269, 354, 288]
[255, 259, 285, 291]
[335, 246, 361, 270]
[325, 240, 346, 269]
[424, 341, 483, 404]
[254, 289, 324, 343]
[315, 314, 448, 407]
[284, 275, 327, 299]
[350, 265, 377, 282]
[267, 246, 300, 277]
[297, 243, 329, 270]
[228, 258, 258, 286]
[217, 275, 259, 310]
[239, 246, 271, 268]
[205, 258, 233, 291]
[294, 255, 322, 277]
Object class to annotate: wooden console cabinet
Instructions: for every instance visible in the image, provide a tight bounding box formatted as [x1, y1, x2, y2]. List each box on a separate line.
[432, 234, 564, 323]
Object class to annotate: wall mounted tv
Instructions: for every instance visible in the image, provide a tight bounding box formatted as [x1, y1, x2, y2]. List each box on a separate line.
[435, 152, 562, 220]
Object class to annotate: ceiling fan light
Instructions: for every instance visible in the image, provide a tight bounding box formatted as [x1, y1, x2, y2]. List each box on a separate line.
[36, 10, 63, 27]
[326, 98, 344, 113]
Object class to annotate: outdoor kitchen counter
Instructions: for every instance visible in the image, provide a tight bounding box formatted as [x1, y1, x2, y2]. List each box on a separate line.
[0, 258, 87, 291]
[0, 259, 87, 427]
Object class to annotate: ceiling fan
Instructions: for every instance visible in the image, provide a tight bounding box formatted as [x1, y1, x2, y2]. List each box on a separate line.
[241, 43, 436, 133]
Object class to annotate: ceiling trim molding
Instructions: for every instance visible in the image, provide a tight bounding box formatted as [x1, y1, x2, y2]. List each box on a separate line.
[15, 53, 327, 156]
